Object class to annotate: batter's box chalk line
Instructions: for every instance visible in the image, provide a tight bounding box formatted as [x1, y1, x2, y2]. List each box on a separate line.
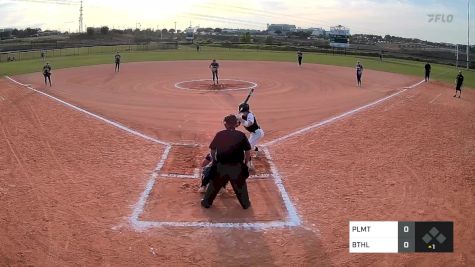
[6, 76, 423, 231]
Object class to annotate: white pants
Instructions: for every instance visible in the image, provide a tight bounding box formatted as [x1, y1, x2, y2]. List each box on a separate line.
[249, 128, 264, 149]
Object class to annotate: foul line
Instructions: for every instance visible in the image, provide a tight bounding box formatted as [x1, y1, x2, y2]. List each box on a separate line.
[263, 80, 425, 146]
[429, 93, 442, 104]
[5, 76, 170, 146]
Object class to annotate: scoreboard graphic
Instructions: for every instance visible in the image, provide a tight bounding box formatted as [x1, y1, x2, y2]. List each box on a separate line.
[349, 221, 453, 253]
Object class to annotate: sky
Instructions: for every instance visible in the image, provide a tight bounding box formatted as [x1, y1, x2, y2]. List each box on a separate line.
[0, 0, 473, 44]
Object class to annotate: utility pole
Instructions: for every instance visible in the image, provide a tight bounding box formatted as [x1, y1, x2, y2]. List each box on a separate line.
[467, 0, 471, 69]
[456, 44, 459, 68]
[78, 0, 83, 33]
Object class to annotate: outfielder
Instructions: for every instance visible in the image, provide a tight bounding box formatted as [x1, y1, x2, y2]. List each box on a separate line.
[454, 70, 464, 98]
[209, 59, 219, 85]
[114, 51, 121, 72]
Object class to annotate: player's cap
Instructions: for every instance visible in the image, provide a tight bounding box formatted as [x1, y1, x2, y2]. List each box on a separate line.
[223, 114, 238, 126]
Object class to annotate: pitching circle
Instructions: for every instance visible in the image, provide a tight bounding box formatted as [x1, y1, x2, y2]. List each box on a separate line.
[174, 79, 257, 92]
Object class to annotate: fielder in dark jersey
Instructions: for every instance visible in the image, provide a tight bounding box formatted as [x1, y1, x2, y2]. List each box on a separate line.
[297, 50, 303, 66]
[43, 62, 52, 86]
[454, 70, 464, 98]
[114, 52, 121, 72]
[356, 61, 364, 87]
[424, 63, 431, 82]
[209, 59, 219, 85]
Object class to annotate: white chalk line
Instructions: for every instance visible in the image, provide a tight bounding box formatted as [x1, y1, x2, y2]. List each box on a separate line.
[5, 76, 170, 146]
[263, 147, 301, 226]
[263, 80, 425, 147]
[130, 145, 172, 229]
[175, 78, 257, 92]
[429, 93, 442, 104]
[5, 76, 300, 230]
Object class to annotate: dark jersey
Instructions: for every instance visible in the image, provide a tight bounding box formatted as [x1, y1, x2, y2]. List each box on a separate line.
[209, 129, 251, 164]
[297, 51, 303, 58]
[115, 54, 121, 63]
[356, 64, 363, 75]
[425, 63, 431, 72]
[43, 65, 51, 75]
[456, 74, 464, 88]
[210, 62, 219, 72]
[242, 113, 260, 133]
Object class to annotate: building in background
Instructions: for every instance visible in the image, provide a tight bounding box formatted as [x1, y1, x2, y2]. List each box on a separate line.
[267, 24, 296, 34]
[185, 26, 197, 42]
[329, 25, 350, 48]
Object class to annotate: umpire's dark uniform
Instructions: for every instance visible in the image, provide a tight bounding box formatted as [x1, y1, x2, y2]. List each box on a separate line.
[201, 115, 251, 209]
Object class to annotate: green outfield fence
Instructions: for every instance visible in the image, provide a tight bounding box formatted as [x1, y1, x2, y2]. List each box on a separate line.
[0, 42, 179, 62]
[1, 40, 474, 69]
[205, 42, 475, 69]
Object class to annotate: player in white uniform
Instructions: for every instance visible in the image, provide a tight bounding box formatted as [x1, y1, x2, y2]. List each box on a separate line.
[237, 103, 264, 154]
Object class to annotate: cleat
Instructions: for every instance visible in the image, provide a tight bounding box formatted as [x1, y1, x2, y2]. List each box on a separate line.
[200, 200, 211, 208]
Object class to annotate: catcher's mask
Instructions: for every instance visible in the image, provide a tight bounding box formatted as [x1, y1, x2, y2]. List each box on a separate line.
[239, 103, 250, 113]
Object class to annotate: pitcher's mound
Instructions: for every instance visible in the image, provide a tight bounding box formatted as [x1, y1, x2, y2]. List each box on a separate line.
[175, 79, 257, 91]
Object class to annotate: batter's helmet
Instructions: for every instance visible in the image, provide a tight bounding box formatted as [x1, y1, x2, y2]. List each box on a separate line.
[239, 103, 250, 112]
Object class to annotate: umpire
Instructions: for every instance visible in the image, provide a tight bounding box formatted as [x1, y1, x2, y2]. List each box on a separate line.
[201, 114, 251, 209]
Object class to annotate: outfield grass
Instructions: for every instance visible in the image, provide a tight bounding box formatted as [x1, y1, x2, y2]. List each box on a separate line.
[1, 45, 473, 88]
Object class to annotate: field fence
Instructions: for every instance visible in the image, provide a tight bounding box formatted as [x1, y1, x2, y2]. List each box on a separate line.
[1, 41, 473, 69]
[0, 42, 178, 62]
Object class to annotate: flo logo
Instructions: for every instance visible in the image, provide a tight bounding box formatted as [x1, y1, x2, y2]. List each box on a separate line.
[428, 14, 454, 23]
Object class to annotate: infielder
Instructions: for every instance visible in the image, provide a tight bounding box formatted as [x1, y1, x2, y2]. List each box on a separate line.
[209, 59, 219, 85]
[43, 62, 52, 87]
[297, 50, 303, 66]
[114, 51, 121, 72]
[356, 61, 364, 87]
[454, 70, 464, 98]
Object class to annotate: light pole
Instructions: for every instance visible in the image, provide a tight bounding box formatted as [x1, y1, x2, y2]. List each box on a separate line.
[467, 0, 471, 69]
